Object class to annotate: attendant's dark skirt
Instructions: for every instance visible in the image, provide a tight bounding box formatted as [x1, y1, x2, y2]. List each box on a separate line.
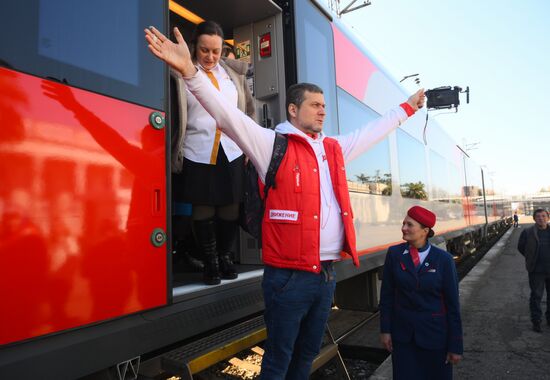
[173, 146, 244, 206]
[392, 340, 452, 380]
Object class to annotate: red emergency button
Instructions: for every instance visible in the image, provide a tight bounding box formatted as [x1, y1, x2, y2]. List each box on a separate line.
[259, 33, 272, 58]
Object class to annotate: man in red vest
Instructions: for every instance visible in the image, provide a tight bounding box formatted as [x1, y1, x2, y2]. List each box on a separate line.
[145, 27, 425, 379]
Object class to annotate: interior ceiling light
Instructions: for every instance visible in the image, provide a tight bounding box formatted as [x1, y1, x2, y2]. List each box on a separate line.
[169, 1, 204, 24]
[169, 2, 232, 46]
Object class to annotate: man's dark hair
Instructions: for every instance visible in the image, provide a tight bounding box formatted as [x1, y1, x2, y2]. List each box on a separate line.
[190, 20, 224, 60]
[533, 208, 549, 219]
[285, 83, 323, 120]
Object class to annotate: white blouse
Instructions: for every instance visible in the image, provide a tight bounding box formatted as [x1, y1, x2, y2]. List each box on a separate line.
[182, 63, 243, 164]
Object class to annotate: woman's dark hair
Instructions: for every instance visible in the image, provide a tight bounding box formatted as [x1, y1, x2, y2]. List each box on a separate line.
[190, 20, 224, 59]
[419, 224, 435, 239]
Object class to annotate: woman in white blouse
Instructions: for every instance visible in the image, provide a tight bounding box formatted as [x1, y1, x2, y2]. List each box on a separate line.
[171, 20, 255, 285]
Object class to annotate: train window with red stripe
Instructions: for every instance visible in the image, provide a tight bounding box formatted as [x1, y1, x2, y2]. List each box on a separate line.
[0, 0, 165, 110]
[337, 88, 392, 196]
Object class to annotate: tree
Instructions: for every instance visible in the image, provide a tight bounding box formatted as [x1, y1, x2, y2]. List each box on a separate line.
[355, 173, 370, 184]
[381, 173, 392, 195]
[401, 181, 428, 200]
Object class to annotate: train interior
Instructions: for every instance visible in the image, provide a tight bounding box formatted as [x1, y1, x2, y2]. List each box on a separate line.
[168, 0, 286, 297]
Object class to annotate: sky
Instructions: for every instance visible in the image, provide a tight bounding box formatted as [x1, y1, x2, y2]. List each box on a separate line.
[326, 0, 550, 196]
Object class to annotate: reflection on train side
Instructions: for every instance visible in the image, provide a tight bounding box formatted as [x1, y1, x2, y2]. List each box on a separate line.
[0, 69, 166, 345]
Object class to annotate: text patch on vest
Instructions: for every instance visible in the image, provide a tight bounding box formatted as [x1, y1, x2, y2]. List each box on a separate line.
[269, 209, 299, 222]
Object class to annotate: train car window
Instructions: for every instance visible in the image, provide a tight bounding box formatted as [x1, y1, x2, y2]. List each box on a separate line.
[0, 0, 165, 110]
[465, 158, 483, 195]
[464, 157, 484, 219]
[294, 0, 338, 135]
[429, 150, 450, 202]
[396, 129, 428, 200]
[337, 88, 391, 195]
[448, 162, 463, 203]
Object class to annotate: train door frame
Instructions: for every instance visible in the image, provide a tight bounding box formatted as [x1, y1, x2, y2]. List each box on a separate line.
[167, 0, 287, 294]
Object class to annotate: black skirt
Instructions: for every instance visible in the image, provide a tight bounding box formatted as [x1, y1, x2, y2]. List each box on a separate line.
[173, 146, 245, 206]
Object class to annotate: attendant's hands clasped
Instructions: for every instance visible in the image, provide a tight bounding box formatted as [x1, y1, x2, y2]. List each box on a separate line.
[145, 26, 197, 77]
[380, 333, 393, 352]
[446, 352, 462, 365]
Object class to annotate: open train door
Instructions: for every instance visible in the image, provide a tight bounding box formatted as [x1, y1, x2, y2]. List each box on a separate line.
[168, 0, 287, 273]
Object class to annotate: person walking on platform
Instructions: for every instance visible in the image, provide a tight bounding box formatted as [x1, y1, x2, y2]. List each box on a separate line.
[517, 208, 550, 332]
[513, 211, 519, 228]
[144, 26, 425, 379]
[379, 206, 463, 380]
[170, 21, 255, 285]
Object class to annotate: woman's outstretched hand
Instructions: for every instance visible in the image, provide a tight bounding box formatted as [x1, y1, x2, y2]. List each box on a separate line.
[144, 26, 197, 77]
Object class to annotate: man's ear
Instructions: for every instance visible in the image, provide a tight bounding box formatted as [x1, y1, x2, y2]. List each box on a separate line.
[288, 104, 297, 118]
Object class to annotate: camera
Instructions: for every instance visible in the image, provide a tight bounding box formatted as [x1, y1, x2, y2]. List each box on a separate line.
[425, 86, 469, 110]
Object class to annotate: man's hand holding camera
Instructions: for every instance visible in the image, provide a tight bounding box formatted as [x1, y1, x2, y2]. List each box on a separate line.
[407, 89, 426, 111]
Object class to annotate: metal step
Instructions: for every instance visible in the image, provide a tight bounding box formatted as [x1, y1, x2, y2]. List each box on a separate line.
[161, 315, 266, 378]
[160, 315, 350, 379]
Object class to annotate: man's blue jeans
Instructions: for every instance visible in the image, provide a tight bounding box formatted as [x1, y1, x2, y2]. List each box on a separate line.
[260, 263, 336, 380]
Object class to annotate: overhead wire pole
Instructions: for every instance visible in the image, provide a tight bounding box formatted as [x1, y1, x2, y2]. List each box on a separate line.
[329, 0, 340, 14]
[329, 0, 372, 17]
[340, 0, 372, 15]
[400, 73, 419, 83]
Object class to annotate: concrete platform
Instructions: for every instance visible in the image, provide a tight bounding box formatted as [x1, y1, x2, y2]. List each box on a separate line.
[370, 224, 550, 379]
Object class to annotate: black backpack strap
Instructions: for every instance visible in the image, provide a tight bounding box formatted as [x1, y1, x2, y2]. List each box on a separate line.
[263, 132, 288, 199]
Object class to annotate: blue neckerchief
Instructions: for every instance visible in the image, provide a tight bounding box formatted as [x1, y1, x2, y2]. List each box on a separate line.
[418, 242, 430, 253]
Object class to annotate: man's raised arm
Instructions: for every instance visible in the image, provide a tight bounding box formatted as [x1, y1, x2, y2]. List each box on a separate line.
[145, 26, 274, 179]
[336, 89, 425, 163]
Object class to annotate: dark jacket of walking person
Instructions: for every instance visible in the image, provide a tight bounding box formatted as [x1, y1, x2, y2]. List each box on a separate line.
[379, 206, 463, 380]
[144, 25, 425, 380]
[517, 208, 550, 332]
[170, 21, 255, 285]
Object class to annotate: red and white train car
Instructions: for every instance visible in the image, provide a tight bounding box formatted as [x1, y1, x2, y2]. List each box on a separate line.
[0, 0, 508, 378]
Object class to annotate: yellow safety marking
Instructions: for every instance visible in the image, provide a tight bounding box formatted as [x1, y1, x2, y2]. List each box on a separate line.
[310, 343, 339, 374]
[187, 328, 267, 374]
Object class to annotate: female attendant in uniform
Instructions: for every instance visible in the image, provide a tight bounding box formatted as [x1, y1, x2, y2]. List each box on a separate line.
[171, 20, 255, 285]
[379, 206, 463, 379]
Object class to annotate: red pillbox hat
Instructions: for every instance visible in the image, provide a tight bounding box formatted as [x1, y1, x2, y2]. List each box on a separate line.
[407, 206, 436, 228]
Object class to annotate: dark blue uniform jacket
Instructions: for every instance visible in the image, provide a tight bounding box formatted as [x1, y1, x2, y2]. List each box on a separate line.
[379, 243, 463, 354]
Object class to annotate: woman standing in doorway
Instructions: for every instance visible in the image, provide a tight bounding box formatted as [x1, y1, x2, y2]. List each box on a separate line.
[379, 206, 463, 379]
[171, 20, 255, 285]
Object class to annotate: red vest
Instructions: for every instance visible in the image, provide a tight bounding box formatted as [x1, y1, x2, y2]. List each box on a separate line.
[261, 134, 359, 273]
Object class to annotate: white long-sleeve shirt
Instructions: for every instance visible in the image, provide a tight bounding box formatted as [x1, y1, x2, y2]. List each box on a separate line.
[185, 70, 410, 258]
[183, 63, 243, 163]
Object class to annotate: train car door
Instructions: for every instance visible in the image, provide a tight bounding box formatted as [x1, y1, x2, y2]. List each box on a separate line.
[0, 0, 168, 345]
